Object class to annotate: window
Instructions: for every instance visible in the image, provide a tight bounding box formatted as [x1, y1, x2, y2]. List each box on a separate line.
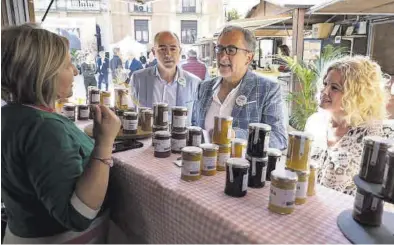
[181, 20, 197, 44]
[182, 0, 196, 13]
[134, 20, 149, 44]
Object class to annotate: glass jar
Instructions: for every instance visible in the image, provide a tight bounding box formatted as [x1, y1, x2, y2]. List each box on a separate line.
[63, 103, 76, 121]
[382, 147, 394, 202]
[89, 88, 100, 105]
[352, 186, 384, 226]
[213, 116, 233, 145]
[266, 148, 282, 181]
[100, 91, 111, 107]
[141, 109, 153, 132]
[286, 131, 314, 172]
[181, 146, 202, 181]
[153, 103, 169, 127]
[200, 143, 219, 176]
[231, 138, 247, 158]
[114, 88, 129, 110]
[187, 126, 202, 147]
[171, 106, 188, 132]
[268, 169, 298, 215]
[246, 155, 268, 188]
[225, 158, 250, 197]
[247, 123, 271, 158]
[152, 125, 168, 146]
[171, 130, 187, 154]
[217, 144, 231, 171]
[307, 163, 318, 196]
[77, 105, 89, 120]
[287, 168, 310, 205]
[154, 131, 171, 158]
[123, 112, 138, 135]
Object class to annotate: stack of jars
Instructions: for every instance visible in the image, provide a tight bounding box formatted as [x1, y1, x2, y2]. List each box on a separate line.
[152, 103, 170, 155]
[212, 116, 234, 171]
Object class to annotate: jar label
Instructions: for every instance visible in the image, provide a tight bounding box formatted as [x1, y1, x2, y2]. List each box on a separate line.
[163, 111, 168, 123]
[269, 185, 296, 208]
[171, 138, 186, 151]
[252, 158, 256, 176]
[242, 172, 248, 191]
[123, 119, 138, 130]
[63, 110, 75, 119]
[103, 97, 111, 106]
[261, 165, 267, 182]
[371, 197, 379, 211]
[382, 163, 389, 188]
[354, 192, 364, 214]
[227, 127, 232, 139]
[218, 152, 230, 167]
[91, 94, 100, 104]
[173, 115, 187, 128]
[371, 142, 380, 166]
[296, 180, 308, 199]
[203, 156, 217, 171]
[79, 109, 89, 118]
[299, 137, 305, 157]
[192, 135, 202, 146]
[155, 139, 170, 152]
[121, 94, 128, 106]
[182, 160, 200, 176]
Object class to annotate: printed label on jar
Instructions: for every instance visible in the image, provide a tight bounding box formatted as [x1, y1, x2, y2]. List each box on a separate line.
[192, 135, 202, 146]
[79, 109, 89, 118]
[91, 94, 100, 103]
[163, 111, 168, 123]
[123, 119, 138, 130]
[121, 95, 128, 106]
[382, 163, 389, 188]
[155, 139, 171, 152]
[203, 156, 217, 171]
[103, 97, 111, 106]
[261, 165, 267, 182]
[269, 185, 296, 208]
[242, 173, 248, 191]
[171, 138, 186, 151]
[264, 135, 270, 151]
[296, 181, 308, 198]
[354, 192, 364, 214]
[182, 160, 200, 176]
[371, 197, 379, 211]
[63, 110, 75, 118]
[218, 152, 230, 167]
[173, 116, 187, 128]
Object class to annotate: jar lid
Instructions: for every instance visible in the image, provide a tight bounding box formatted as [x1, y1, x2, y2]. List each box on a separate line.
[153, 125, 168, 130]
[153, 102, 168, 107]
[154, 131, 171, 137]
[388, 147, 394, 156]
[232, 138, 247, 145]
[142, 109, 153, 114]
[200, 143, 219, 151]
[289, 131, 314, 140]
[171, 106, 188, 112]
[90, 88, 100, 92]
[271, 169, 298, 182]
[172, 130, 187, 135]
[218, 144, 232, 148]
[248, 123, 271, 131]
[64, 103, 75, 107]
[78, 104, 88, 108]
[245, 154, 268, 162]
[285, 168, 310, 177]
[187, 126, 202, 132]
[364, 136, 394, 147]
[226, 158, 250, 168]
[268, 148, 282, 157]
[138, 107, 150, 112]
[214, 115, 233, 121]
[124, 111, 138, 117]
[182, 146, 203, 155]
[101, 91, 111, 95]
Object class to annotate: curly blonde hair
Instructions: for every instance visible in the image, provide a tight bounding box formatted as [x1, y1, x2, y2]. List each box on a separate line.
[321, 56, 388, 127]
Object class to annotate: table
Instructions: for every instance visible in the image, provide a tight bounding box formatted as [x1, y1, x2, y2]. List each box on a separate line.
[76, 121, 353, 243]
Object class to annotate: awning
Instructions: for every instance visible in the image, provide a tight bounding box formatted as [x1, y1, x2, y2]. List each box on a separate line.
[226, 15, 292, 30]
[254, 29, 293, 37]
[309, 0, 394, 15]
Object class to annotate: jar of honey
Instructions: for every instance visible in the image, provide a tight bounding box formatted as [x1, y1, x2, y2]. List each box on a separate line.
[247, 123, 271, 158]
[307, 163, 318, 196]
[141, 109, 153, 132]
[200, 143, 219, 176]
[100, 91, 111, 107]
[63, 103, 76, 121]
[266, 148, 282, 181]
[246, 155, 268, 188]
[171, 106, 188, 132]
[123, 112, 138, 135]
[287, 168, 310, 205]
[286, 131, 314, 172]
[217, 144, 231, 171]
[231, 138, 247, 158]
[181, 146, 202, 181]
[268, 169, 298, 215]
[359, 136, 394, 184]
[154, 131, 171, 158]
[114, 88, 129, 110]
[213, 116, 233, 145]
[153, 103, 169, 127]
[171, 130, 187, 153]
[187, 126, 202, 147]
[224, 158, 250, 197]
[77, 105, 89, 120]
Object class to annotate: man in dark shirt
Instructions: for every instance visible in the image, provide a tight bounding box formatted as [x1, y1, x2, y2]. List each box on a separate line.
[110, 47, 123, 81]
[96, 51, 109, 91]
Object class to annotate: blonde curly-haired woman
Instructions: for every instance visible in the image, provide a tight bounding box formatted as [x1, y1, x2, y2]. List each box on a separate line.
[305, 55, 389, 196]
[1, 24, 120, 243]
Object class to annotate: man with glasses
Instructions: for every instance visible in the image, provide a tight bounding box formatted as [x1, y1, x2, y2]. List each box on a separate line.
[129, 31, 201, 124]
[192, 25, 287, 150]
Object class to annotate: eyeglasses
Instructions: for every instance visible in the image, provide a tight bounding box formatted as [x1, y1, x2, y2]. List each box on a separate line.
[214, 45, 250, 56]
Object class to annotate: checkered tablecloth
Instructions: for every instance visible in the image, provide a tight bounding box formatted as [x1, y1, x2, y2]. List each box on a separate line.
[77, 121, 352, 243]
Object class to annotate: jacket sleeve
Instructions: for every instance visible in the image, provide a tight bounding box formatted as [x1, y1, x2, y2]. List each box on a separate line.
[25, 119, 99, 232]
[261, 82, 288, 150]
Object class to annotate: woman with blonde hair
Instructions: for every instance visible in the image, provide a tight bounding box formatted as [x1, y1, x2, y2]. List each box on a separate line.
[305, 55, 389, 195]
[1, 24, 120, 243]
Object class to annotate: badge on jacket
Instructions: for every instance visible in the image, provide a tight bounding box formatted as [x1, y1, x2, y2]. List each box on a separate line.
[178, 77, 186, 87]
[236, 95, 247, 107]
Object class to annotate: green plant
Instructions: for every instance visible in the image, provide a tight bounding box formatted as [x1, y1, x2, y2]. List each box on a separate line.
[281, 44, 348, 130]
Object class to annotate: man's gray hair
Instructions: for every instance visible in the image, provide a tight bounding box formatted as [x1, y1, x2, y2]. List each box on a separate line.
[218, 25, 256, 53]
[187, 49, 197, 58]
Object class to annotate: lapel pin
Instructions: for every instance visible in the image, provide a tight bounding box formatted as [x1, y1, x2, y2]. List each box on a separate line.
[236, 95, 247, 107]
[178, 77, 186, 87]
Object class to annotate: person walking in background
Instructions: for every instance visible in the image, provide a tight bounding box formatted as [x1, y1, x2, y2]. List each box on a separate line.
[181, 49, 210, 81]
[96, 51, 109, 91]
[81, 54, 97, 98]
[125, 52, 143, 78]
[110, 47, 123, 81]
[139, 52, 147, 67]
[146, 51, 157, 68]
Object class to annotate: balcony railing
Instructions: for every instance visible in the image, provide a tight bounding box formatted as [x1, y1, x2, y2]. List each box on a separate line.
[129, 3, 153, 14]
[34, 0, 103, 12]
[182, 6, 196, 13]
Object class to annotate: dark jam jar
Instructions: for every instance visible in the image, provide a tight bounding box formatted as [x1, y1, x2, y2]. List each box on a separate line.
[153, 103, 169, 127]
[171, 130, 187, 154]
[359, 136, 394, 184]
[382, 147, 394, 202]
[77, 105, 89, 120]
[154, 131, 171, 158]
[224, 158, 250, 197]
[141, 109, 153, 132]
[266, 148, 282, 181]
[63, 103, 76, 121]
[187, 126, 202, 146]
[89, 88, 100, 105]
[246, 155, 268, 188]
[247, 123, 271, 158]
[352, 186, 384, 226]
[171, 106, 188, 132]
[123, 112, 138, 135]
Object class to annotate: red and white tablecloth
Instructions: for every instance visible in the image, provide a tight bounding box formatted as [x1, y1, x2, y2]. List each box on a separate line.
[77, 121, 352, 243]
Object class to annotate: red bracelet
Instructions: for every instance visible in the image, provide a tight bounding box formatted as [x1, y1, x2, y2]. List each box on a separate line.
[92, 157, 114, 167]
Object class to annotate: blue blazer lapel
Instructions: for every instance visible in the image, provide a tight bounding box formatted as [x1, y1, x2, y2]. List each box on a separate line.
[231, 70, 257, 119]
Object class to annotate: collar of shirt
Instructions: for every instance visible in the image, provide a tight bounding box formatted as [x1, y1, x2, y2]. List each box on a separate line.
[155, 66, 180, 86]
[212, 77, 243, 106]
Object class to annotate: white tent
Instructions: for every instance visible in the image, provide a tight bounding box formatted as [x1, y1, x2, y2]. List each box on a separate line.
[109, 35, 148, 57]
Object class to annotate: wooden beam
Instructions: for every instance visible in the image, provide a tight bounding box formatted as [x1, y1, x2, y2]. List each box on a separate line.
[291, 8, 305, 61]
[254, 29, 293, 37]
[28, 0, 36, 23]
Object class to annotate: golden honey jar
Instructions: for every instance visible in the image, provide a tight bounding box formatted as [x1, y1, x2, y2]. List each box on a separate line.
[200, 143, 219, 176]
[286, 168, 310, 205]
[268, 169, 298, 215]
[100, 91, 111, 107]
[213, 116, 233, 145]
[231, 138, 247, 158]
[114, 88, 129, 110]
[217, 144, 231, 171]
[307, 163, 318, 196]
[286, 131, 314, 172]
[181, 146, 202, 181]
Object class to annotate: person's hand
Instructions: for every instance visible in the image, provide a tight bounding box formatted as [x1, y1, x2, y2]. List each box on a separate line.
[93, 105, 121, 147]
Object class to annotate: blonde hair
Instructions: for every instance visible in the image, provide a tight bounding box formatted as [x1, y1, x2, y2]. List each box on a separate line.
[1, 23, 69, 107]
[321, 56, 388, 127]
